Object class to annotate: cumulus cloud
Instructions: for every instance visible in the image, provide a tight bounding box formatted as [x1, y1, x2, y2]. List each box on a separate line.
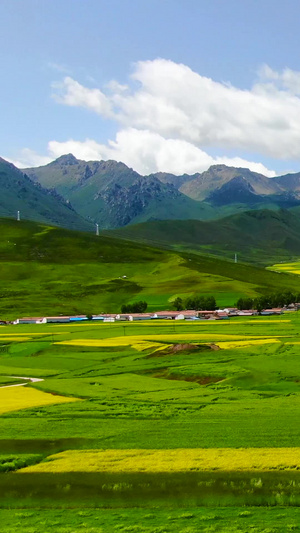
[12, 59, 300, 176]
[52, 76, 114, 117]
[11, 129, 274, 177]
[51, 60, 300, 161]
[257, 64, 300, 95]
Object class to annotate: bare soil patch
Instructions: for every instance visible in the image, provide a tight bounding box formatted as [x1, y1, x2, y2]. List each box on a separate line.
[148, 343, 219, 359]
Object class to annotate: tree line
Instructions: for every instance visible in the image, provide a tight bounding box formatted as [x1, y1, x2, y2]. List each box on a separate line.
[121, 301, 148, 313]
[236, 291, 300, 311]
[173, 296, 216, 311]
[118, 290, 300, 315]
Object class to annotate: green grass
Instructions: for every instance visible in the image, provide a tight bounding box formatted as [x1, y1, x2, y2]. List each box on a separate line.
[106, 209, 300, 265]
[0, 454, 42, 472]
[1, 316, 300, 449]
[1, 506, 300, 533]
[1, 218, 300, 319]
[1, 316, 300, 528]
[0, 376, 26, 386]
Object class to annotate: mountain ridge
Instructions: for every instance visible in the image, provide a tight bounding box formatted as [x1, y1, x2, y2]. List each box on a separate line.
[18, 155, 300, 229]
[0, 157, 93, 231]
[104, 208, 300, 265]
[25, 155, 216, 228]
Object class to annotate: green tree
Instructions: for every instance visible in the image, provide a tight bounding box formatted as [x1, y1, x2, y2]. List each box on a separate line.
[173, 297, 183, 311]
[121, 301, 148, 313]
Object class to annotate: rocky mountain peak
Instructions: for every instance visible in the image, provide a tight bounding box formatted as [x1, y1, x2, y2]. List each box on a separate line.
[50, 153, 79, 166]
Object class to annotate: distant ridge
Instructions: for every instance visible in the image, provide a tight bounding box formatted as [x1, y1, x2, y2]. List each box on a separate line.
[0, 157, 92, 231]
[105, 209, 300, 265]
[25, 155, 215, 228]
[23, 155, 300, 229]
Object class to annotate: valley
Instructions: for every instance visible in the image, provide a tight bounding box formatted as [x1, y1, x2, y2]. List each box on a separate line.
[2, 157, 300, 532]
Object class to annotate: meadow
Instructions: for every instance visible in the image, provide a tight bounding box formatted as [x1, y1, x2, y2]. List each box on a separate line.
[1, 218, 300, 319]
[1, 315, 300, 530]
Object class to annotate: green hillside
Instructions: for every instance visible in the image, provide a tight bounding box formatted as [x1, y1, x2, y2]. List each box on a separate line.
[106, 209, 300, 265]
[0, 158, 92, 232]
[0, 218, 300, 319]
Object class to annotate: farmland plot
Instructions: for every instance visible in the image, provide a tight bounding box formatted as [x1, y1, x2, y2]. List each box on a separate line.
[1, 316, 300, 530]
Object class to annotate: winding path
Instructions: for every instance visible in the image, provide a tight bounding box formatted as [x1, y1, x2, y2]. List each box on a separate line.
[0, 376, 44, 389]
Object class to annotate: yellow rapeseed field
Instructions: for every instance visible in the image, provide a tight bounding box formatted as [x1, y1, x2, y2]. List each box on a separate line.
[269, 262, 300, 275]
[0, 337, 32, 342]
[0, 386, 80, 415]
[236, 320, 290, 323]
[55, 337, 166, 351]
[56, 333, 280, 351]
[19, 448, 300, 473]
[216, 338, 280, 349]
[0, 333, 53, 336]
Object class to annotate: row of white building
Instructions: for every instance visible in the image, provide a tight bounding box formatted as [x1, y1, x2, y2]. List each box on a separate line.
[8, 305, 295, 325]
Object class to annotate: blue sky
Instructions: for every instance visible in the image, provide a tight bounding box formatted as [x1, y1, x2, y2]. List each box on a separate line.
[2, 0, 300, 176]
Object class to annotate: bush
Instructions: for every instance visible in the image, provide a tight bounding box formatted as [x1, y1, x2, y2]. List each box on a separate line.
[121, 301, 148, 314]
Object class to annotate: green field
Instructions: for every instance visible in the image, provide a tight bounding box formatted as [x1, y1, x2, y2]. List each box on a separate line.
[1, 217, 300, 320]
[1, 315, 300, 530]
[3, 218, 300, 530]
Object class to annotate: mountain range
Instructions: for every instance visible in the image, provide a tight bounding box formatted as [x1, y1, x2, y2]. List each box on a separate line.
[2, 153, 300, 246]
[24, 154, 215, 228]
[24, 155, 300, 229]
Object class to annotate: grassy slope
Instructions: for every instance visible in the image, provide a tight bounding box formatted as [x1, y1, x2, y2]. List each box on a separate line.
[0, 158, 92, 232]
[1, 218, 300, 319]
[106, 208, 300, 265]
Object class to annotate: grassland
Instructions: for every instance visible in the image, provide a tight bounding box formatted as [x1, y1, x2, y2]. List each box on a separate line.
[1, 315, 300, 530]
[1, 507, 300, 533]
[106, 209, 300, 265]
[2, 217, 300, 319]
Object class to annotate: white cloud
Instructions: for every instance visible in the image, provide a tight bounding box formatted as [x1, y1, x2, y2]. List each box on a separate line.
[50, 59, 300, 161]
[13, 59, 300, 176]
[7, 148, 52, 169]
[106, 80, 129, 94]
[48, 138, 105, 163]
[258, 64, 300, 95]
[12, 129, 273, 177]
[52, 76, 114, 117]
